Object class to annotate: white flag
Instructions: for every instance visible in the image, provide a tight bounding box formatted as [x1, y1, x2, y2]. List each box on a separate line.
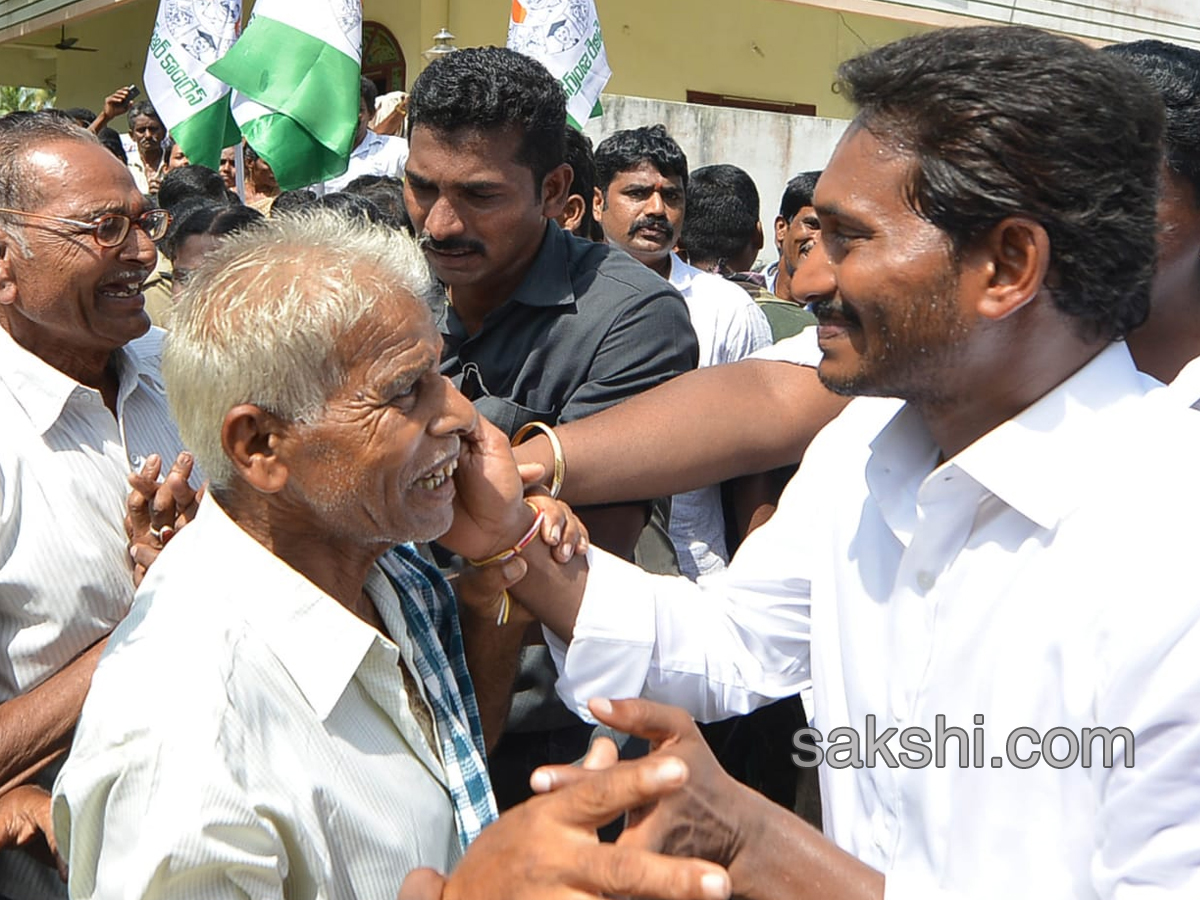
[507, 0, 611, 129]
[144, 0, 241, 169]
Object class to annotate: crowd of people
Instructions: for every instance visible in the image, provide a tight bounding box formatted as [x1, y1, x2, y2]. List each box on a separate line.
[0, 21, 1199, 900]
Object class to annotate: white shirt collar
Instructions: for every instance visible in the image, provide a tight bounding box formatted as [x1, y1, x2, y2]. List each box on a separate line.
[868, 342, 1147, 535]
[0, 325, 160, 435]
[667, 251, 696, 291]
[166, 495, 392, 721]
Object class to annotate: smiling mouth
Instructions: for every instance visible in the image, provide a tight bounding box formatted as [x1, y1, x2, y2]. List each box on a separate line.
[98, 275, 148, 300]
[415, 456, 458, 490]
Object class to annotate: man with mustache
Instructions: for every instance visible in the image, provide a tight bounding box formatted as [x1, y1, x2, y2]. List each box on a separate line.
[499, 24, 1200, 899]
[403, 46, 698, 810]
[593, 125, 772, 580]
[0, 112, 194, 898]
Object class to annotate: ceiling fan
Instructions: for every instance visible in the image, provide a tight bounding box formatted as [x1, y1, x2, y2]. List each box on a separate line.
[54, 26, 98, 52]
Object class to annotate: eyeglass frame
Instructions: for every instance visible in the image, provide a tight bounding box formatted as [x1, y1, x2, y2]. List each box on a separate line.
[0, 207, 172, 248]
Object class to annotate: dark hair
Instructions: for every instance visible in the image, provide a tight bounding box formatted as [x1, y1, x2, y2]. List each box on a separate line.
[359, 76, 379, 118]
[407, 46, 566, 187]
[97, 127, 127, 164]
[563, 126, 599, 239]
[161, 200, 263, 260]
[778, 171, 821, 222]
[594, 124, 688, 193]
[837, 24, 1164, 342]
[343, 174, 412, 234]
[158, 165, 237, 212]
[680, 164, 759, 269]
[270, 189, 317, 215]
[59, 107, 96, 127]
[127, 100, 162, 128]
[314, 191, 386, 226]
[1104, 40, 1200, 205]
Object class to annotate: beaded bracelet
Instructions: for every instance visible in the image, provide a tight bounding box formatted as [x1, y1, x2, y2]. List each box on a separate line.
[468, 499, 544, 625]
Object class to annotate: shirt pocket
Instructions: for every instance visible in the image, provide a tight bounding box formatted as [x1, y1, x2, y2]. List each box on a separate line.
[471, 395, 558, 438]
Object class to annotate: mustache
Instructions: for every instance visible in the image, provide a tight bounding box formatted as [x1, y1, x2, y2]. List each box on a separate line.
[628, 215, 673, 238]
[811, 299, 858, 323]
[417, 232, 486, 255]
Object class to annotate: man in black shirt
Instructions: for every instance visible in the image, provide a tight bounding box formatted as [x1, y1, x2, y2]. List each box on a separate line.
[403, 45, 698, 809]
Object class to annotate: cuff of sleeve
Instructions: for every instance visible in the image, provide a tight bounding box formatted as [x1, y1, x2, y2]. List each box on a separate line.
[546, 545, 656, 722]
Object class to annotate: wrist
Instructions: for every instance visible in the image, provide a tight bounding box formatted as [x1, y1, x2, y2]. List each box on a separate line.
[468, 501, 539, 567]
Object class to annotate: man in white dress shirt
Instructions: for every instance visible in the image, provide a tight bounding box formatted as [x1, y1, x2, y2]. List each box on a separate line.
[0, 112, 192, 898]
[594, 124, 772, 579]
[488, 25, 1200, 900]
[317, 77, 410, 195]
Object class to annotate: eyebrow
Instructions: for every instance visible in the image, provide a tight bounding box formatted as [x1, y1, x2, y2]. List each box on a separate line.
[404, 169, 506, 193]
[378, 347, 439, 397]
[814, 201, 871, 230]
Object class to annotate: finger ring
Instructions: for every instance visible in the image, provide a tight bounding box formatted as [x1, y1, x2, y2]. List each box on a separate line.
[150, 525, 174, 544]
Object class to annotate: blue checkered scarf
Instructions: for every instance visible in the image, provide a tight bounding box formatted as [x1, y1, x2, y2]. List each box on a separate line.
[380, 544, 498, 849]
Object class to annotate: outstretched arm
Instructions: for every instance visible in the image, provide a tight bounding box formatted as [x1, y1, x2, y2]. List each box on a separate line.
[515, 359, 848, 504]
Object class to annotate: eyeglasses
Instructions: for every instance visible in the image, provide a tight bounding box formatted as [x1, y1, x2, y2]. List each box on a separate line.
[0, 207, 172, 247]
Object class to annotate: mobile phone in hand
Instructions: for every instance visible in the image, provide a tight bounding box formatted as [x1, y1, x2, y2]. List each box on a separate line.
[126, 85, 141, 101]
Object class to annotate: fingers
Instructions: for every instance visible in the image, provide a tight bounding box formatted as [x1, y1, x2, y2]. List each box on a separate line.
[126, 455, 162, 540]
[159, 451, 197, 529]
[517, 461, 549, 487]
[129, 542, 159, 587]
[572, 844, 731, 900]
[550, 754, 689, 828]
[529, 735, 619, 794]
[588, 697, 698, 747]
[525, 495, 588, 562]
[396, 867, 447, 900]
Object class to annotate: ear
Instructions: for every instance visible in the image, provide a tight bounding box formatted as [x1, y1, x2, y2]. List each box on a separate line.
[754, 220, 765, 254]
[0, 239, 14, 308]
[593, 186, 606, 227]
[773, 215, 787, 252]
[221, 404, 291, 494]
[969, 216, 1051, 322]
[539, 162, 573, 220]
[557, 193, 587, 235]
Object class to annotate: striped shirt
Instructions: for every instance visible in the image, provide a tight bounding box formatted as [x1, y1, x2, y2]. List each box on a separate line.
[0, 325, 189, 900]
[53, 496, 494, 900]
[0, 325, 189, 698]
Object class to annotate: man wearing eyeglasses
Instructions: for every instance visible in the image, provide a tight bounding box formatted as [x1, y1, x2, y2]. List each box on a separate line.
[0, 111, 193, 898]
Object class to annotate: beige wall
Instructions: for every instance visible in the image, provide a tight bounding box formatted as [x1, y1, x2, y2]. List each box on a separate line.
[2, 0, 937, 119]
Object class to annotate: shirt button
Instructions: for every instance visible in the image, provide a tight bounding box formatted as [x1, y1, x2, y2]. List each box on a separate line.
[916, 570, 936, 591]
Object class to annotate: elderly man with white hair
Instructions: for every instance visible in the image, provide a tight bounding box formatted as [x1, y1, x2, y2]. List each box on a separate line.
[49, 211, 600, 899]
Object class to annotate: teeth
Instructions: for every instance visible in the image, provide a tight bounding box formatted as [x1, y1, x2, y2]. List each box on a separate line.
[415, 457, 458, 490]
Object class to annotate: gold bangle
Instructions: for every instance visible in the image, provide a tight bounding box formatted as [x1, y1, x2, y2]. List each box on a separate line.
[511, 421, 566, 499]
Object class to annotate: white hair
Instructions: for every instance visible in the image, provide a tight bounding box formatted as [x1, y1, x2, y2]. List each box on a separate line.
[162, 210, 440, 490]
